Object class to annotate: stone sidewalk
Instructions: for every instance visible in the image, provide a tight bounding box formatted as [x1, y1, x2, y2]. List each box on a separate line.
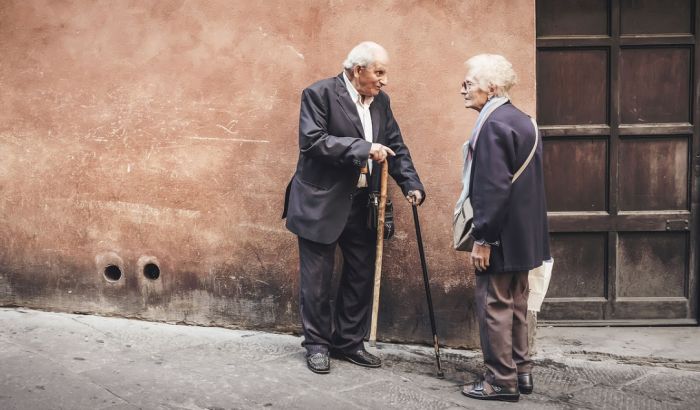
[1, 308, 699, 409]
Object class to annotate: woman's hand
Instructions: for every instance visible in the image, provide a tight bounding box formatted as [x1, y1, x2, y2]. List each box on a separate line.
[471, 243, 491, 272]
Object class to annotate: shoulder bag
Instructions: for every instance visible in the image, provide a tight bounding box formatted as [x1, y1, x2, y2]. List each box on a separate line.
[453, 117, 539, 251]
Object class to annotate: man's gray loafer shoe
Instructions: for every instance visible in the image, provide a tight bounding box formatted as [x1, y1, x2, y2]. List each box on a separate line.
[306, 352, 330, 374]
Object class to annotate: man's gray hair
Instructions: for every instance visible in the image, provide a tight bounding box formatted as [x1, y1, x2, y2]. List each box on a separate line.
[465, 54, 518, 98]
[343, 41, 389, 70]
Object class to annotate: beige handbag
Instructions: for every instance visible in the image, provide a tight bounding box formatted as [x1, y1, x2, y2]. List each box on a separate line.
[453, 197, 475, 251]
[453, 118, 539, 252]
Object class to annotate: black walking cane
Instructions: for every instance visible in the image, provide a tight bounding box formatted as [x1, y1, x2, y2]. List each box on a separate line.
[412, 204, 445, 378]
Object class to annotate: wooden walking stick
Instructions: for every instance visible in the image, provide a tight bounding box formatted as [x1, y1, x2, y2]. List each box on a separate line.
[369, 160, 389, 347]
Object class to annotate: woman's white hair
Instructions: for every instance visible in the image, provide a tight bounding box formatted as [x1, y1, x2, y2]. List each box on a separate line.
[465, 54, 518, 98]
[343, 41, 389, 70]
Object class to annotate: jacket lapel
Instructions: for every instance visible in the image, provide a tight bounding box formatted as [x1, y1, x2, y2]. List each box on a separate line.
[335, 75, 364, 139]
[370, 102, 380, 142]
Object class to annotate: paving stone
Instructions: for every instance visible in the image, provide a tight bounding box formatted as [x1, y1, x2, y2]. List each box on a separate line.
[567, 384, 686, 410]
[2, 308, 700, 410]
[622, 369, 700, 405]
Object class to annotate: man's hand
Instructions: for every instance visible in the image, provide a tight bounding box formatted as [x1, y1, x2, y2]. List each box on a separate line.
[369, 143, 395, 162]
[471, 242, 491, 272]
[406, 190, 423, 206]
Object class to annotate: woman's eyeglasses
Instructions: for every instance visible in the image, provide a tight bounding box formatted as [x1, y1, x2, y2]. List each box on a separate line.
[461, 81, 476, 91]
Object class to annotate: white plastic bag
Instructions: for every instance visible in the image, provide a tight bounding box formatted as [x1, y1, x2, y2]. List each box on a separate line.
[527, 258, 553, 312]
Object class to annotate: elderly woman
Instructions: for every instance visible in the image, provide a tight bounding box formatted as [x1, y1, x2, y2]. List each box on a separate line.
[456, 54, 550, 402]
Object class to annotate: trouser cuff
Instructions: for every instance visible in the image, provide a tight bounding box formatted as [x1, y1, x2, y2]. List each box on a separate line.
[305, 344, 329, 355]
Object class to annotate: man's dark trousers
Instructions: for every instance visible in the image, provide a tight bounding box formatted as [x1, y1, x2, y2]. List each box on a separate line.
[298, 188, 376, 355]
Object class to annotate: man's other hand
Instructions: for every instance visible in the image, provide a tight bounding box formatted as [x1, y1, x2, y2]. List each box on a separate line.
[406, 190, 423, 206]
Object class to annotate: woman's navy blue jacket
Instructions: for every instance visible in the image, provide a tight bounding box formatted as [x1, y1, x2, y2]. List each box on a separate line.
[469, 102, 551, 274]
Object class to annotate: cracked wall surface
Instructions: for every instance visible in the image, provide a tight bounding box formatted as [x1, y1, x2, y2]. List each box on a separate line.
[0, 0, 535, 347]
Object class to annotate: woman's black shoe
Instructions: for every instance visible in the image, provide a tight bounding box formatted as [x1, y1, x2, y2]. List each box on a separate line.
[462, 380, 520, 402]
[518, 373, 533, 394]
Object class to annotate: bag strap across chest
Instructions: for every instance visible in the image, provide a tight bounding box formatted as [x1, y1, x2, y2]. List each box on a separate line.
[512, 118, 539, 183]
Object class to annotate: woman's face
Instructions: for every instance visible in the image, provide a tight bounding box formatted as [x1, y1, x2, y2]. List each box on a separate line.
[461, 73, 490, 112]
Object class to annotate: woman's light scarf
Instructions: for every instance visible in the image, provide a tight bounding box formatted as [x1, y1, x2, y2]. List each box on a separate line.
[454, 96, 509, 216]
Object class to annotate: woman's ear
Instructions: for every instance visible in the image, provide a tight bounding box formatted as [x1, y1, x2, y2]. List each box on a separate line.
[488, 84, 497, 96]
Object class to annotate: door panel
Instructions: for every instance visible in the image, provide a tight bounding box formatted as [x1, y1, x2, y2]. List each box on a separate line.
[618, 137, 689, 211]
[620, 0, 693, 35]
[544, 138, 608, 212]
[619, 47, 692, 124]
[617, 232, 688, 298]
[537, 49, 609, 125]
[548, 233, 608, 299]
[537, 0, 609, 36]
[537, 0, 698, 324]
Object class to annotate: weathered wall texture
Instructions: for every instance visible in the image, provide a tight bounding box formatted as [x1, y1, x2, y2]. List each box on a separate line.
[0, 0, 534, 347]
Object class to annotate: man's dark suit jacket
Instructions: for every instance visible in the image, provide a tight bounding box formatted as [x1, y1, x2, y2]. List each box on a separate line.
[469, 102, 551, 274]
[283, 74, 424, 244]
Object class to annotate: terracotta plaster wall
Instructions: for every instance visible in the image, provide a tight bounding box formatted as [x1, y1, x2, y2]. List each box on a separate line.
[0, 0, 534, 347]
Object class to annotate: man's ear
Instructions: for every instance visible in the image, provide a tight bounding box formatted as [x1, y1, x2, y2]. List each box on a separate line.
[353, 65, 363, 78]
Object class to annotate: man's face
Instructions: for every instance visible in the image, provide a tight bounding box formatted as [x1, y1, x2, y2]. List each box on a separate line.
[354, 59, 389, 98]
[461, 72, 489, 112]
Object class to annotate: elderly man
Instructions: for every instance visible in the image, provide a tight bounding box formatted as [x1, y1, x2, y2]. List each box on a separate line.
[283, 41, 425, 374]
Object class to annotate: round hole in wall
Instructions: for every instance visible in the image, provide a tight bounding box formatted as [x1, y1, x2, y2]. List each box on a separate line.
[143, 263, 160, 280]
[104, 265, 122, 281]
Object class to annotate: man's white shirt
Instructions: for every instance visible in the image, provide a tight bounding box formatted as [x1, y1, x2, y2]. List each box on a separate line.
[343, 72, 373, 188]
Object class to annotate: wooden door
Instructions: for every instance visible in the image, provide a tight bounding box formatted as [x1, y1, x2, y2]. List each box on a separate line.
[537, 0, 698, 324]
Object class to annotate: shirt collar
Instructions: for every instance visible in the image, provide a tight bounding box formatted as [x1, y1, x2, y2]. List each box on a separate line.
[342, 71, 373, 106]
